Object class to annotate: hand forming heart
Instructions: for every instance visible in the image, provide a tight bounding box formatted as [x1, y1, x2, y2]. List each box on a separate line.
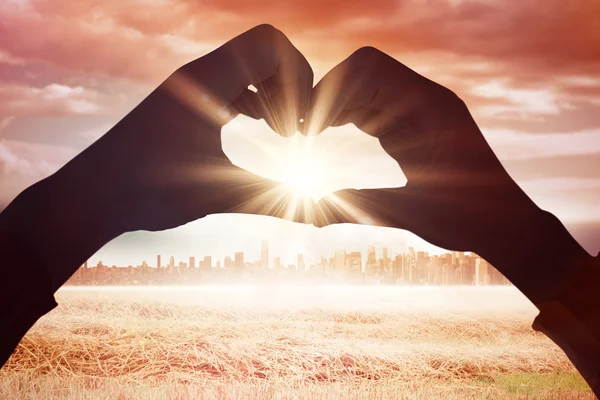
[31, 25, 583, 302]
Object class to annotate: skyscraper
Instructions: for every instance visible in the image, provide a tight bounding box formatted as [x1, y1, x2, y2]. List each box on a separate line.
[475, 257, 489, 285]
[156, 255, 161, 269]
[261, 239, 269, 270]
[334, 250, 346, 271]
[394, 254, 403, 282]
[201, 256, 212, 270]
[408, 247, 416, 260]
[366, 245, 377, 276]
[416, 251, 428, 284]
[347, 251, 362, 277]
[234, 252, 244, 270]
[297, 254, 305, 271]
[189, 256, 195, 269]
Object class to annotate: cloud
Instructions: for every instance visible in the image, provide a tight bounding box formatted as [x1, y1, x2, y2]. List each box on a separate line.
[0, 1, 191, 84]
[484, 128, 600, 160]
[0, 138, 76, 176]
[0, 137, 78, 206]
[0, 82, 137, 118]
[519, 177, 600, 193]
[0, 116, 15, 135]
[0, 141, 27, 176]
[1, 0, 598, 81]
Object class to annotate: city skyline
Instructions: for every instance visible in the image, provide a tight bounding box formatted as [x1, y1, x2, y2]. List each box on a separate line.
[87, 213, 449, 267]
[70, 239, 511, 287]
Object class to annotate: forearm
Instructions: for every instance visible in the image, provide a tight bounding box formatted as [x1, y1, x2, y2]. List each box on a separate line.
[0, 142, 130, 367]
[0, 139, 130, 293]
[481, 209, 600, 395]
[532, 260, 600, 396]
[482, 209, 593, 305]
[0, 231, 57, 367]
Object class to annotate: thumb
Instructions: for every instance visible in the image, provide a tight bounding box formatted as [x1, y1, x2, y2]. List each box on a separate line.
[314, 187, 419, 230]
[182, 166, 319, 225]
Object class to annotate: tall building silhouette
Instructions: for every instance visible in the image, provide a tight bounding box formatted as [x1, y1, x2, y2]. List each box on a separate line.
[334, 250, 346, 271]
[297, 254, 305, 271]
[475, 256, 489, 285]
[200, 256, 211, 270]
[234, 252, 244, 270]
[261, 239, 269, 270]
[394, 254, 403, 282]
[366, 245, 377, 276]
[347, 251, 362, 278]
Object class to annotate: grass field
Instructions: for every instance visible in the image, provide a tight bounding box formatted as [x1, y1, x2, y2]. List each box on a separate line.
[0, 286, 595, 399]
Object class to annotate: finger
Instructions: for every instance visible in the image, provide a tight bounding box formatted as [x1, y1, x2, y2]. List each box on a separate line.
[314, 187, 418, 230]
[223, 172, 318, 224]
[249, 35, 313, 136]
[172, 25, 313, 133]
[306, 46, 395, 136]
[230, 89, 262, 120]
[315, 187, 471, 253]
[305, 46, 438, 137]
[330, 105, 422, 165]
[173, 164, 320, 225]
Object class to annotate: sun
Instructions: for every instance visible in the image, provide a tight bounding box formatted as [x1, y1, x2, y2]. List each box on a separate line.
[281, 160, 324, 200]
[278, 139, 332, 201]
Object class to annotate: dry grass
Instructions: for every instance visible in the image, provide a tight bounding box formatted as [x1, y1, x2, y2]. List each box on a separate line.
[0, 287, 595, 399]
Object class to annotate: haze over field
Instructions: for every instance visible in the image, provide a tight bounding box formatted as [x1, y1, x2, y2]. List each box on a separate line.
[0, 287, 594, 399]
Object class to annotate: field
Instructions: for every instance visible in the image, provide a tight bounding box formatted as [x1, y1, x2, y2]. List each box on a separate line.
[0, 286, 595, 399]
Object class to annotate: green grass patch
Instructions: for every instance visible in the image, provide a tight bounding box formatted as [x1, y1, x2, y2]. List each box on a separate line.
[494, 372, 590, 394]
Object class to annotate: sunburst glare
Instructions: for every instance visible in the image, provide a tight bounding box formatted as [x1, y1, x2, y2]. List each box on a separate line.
[277, 136, 331, 201]
[164, 68, 405, 227]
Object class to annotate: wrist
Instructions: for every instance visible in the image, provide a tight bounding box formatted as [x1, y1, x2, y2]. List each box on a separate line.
[531, 254, 600, 396]
[0, 155, 130, 292]
[481, 207, 593, 306]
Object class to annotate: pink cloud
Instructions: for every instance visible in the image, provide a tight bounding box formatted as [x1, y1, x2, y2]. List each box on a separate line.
[0, 82, 134, 118]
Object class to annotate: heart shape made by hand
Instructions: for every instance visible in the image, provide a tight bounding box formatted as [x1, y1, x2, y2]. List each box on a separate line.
[222, 115, 407, 202]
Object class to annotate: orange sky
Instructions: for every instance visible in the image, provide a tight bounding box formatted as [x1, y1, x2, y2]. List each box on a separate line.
[0, 0, 599, 264]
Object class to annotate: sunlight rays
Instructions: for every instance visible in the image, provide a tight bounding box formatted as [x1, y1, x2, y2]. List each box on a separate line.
[159, 64, 402, 228]
[163, 72, 235, 127]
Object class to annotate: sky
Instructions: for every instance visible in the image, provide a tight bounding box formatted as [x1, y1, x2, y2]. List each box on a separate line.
[0, 0, 599, 266]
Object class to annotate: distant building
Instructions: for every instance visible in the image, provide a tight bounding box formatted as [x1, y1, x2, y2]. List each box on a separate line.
[334, 250, 346, 271]
[234, 252, 244, 270]
[261, 240, 269, 270]
[347, 251, 362, 279]
[366, 245, 377, 277]
[297, 254, 305, 271]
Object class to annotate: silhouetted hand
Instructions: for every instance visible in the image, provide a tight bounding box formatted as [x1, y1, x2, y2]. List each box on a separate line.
[0, 24, 314, 291]
[308, 47, 590, 304]
[89, 24, 315, 232]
